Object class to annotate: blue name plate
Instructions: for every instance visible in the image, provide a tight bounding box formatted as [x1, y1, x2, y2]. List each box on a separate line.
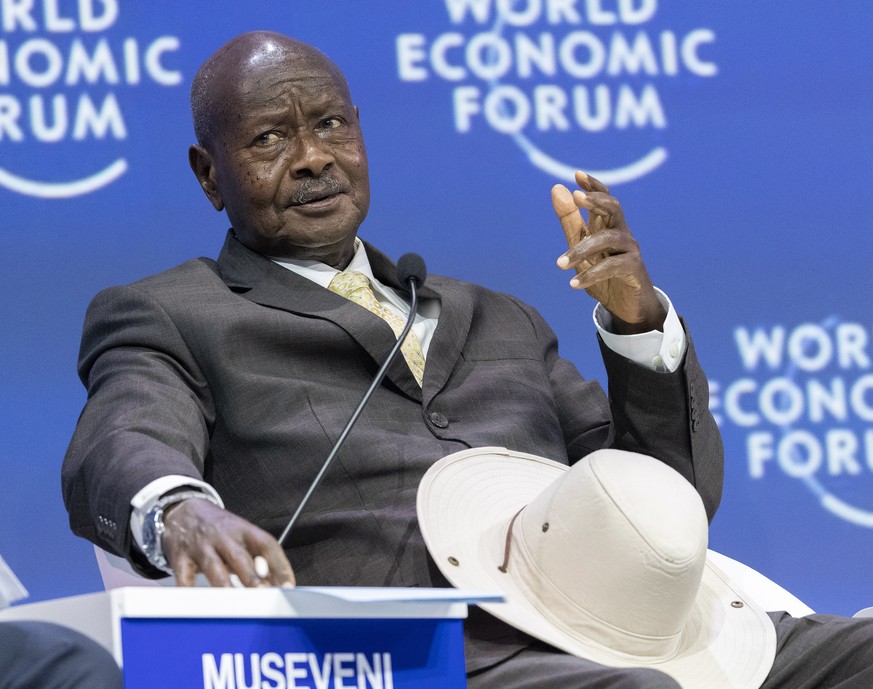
[120, 617, 466, 689]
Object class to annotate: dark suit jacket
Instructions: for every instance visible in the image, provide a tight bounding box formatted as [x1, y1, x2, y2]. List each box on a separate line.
[62, 231, 723, 672]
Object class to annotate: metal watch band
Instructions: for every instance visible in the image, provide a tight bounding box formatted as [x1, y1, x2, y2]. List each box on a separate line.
[142, 490, 220, 573]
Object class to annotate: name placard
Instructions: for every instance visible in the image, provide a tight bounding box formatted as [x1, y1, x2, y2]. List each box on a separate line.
[120, 616, 465, 689]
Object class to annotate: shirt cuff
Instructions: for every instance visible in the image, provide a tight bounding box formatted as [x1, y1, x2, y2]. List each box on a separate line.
[593, 288, 686, 373]
[130, 475, 224, 554]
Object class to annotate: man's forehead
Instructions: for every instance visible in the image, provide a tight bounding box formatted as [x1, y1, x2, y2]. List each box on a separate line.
[232, 82, 352, 126]
[191, 33, 353, 146]
[216, 34, 342, 87]
[243, 41, 323, 75]
[233, 69, 351, 124]
[221, 42, 348, 101]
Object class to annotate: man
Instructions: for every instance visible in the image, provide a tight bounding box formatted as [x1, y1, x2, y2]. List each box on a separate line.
[62, 31, 873, 688]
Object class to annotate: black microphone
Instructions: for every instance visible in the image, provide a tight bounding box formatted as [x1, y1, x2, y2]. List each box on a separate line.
[396, 252, 427, 290]
[277, 253, 427, 548]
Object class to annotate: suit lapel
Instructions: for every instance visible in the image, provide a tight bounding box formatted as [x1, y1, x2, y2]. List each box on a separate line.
[418, 276, 474, 404]
[217, 232, 423, 400]
[364, 242, 475, 404]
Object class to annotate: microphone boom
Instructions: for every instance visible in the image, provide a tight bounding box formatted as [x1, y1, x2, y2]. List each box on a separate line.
[277, 254, 427, 547]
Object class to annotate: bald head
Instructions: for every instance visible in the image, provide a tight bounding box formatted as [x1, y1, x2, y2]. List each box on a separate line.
[190, 31, 350, 150]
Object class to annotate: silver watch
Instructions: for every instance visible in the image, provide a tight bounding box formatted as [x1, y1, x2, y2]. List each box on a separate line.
[141, 491, 219, 573]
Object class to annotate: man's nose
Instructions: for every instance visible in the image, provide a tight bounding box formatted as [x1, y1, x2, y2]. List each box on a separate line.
[291, 133, 334, 177]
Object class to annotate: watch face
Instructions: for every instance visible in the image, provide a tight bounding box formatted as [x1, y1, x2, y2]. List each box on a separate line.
[141, 492, 215, 571]
[142, 507, 167, 568]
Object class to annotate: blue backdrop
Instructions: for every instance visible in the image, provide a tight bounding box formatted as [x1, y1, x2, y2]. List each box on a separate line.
[2, 1, 872, 616]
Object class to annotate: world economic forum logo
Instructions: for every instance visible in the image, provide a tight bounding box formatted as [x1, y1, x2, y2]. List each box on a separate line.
[395, 0, 717, 186]
[0, 0, 182, 198]
[712, 317, 873, 528]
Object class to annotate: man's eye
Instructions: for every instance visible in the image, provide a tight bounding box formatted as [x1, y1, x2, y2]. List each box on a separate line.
[320, 118, 342, 130]
[256, 131, 281, 144]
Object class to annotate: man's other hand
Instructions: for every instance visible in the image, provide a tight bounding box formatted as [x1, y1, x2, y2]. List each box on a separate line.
[551, 170, 666, 334]
[162, 498, 295, 588]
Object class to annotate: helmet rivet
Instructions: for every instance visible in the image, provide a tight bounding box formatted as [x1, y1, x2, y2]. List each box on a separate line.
[448, 556, 460, 566]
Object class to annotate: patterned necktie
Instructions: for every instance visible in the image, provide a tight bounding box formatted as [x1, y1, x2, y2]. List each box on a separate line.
[328, 271, 425, 386]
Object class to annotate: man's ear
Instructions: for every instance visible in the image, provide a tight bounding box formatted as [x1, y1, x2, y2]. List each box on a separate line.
[188, 144, 224, 211]
[354, 105, 360, 122]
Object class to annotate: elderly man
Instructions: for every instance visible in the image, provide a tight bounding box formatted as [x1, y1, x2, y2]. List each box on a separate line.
[62, 31, 873, 688]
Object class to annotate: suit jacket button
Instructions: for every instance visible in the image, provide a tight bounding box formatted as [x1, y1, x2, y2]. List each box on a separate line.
[429, 411, 449, 428]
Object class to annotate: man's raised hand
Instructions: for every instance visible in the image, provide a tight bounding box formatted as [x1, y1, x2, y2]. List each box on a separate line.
[551, 170, 666, 334]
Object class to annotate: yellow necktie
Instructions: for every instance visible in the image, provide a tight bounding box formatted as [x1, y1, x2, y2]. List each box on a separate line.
[328, 271, 425, 386]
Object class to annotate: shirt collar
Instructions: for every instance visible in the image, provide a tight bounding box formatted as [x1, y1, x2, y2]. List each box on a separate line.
[270, 237, 377, 290]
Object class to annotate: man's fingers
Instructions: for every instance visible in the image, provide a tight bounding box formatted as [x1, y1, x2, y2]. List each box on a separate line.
[570, 253, 644, 290]
[573, 190, 624, 222]
[217, 540, 267, 588]
[171, 546, 234, 588]
[570, 261, 619, 290]
[163, 498, 293, 588]
[563, 229, 636, 261]
[244, 531, 296, 586]
[172, 545, 292, 590]
[197, 549, 235, 588]
[261, 550, 296, 587]
[254, 556, 270, 580]
[204, 523, 295, 588]
[574, 169, 609, 194]
[551, 184, 586, 248]
[172, 555, 199, 587]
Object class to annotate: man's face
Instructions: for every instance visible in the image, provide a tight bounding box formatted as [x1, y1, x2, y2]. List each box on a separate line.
[194, 45, 370, 266]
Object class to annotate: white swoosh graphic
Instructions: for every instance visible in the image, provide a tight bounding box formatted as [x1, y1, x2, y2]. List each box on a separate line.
[821, 494, 873, 529]
[514, 134, 668, 187]
[0, 158, 128, 199]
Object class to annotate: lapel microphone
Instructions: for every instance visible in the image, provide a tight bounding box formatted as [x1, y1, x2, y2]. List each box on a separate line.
[277, 253, 428, 548]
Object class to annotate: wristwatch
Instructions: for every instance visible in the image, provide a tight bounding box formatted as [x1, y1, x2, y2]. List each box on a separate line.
[141, 490, 219, 573]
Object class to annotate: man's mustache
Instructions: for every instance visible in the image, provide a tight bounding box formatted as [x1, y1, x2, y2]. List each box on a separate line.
[289, 177, 343, 205]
